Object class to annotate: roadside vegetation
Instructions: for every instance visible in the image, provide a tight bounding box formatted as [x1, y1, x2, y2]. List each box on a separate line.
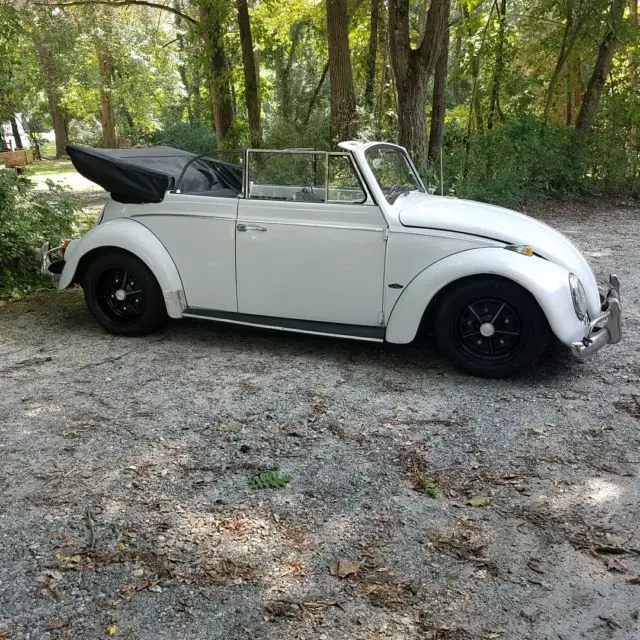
[0, 0, 639, 296]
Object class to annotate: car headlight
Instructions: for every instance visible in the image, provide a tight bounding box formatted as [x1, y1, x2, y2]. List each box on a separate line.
[569, 273, 588, 321]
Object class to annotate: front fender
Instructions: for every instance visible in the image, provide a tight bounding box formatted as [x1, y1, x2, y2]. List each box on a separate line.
[385, 248, 587, 345]
[59, 218, 186, 318]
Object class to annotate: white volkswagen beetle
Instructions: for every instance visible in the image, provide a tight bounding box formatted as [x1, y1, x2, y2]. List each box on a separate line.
[42, 141, 621, 377]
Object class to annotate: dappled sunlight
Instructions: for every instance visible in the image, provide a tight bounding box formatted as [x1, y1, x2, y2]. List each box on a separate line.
[584, 478, 623, 505]
[547, 476, 625, 512]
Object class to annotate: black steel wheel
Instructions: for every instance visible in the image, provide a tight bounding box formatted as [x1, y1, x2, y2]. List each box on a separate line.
[83, 252, 167, 336]
[434, 277, 550, 377]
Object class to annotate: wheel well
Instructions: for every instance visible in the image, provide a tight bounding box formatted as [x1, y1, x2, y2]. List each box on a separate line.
[73, 246, 146, 286]
[418, 274, 544, 336]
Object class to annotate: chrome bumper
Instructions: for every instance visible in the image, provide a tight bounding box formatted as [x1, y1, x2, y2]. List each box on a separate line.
[41, 242, 65, 276]
[571, 274, 622, 358]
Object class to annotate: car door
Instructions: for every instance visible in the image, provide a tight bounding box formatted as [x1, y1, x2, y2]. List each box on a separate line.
[235, 151, 387, 327]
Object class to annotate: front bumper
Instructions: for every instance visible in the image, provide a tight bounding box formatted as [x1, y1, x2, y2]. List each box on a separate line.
[570, 274, 622, 358]
[41, 242, 65, 276]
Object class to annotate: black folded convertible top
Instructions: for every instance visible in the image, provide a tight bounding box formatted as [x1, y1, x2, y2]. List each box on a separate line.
[66, 144, 243, 204]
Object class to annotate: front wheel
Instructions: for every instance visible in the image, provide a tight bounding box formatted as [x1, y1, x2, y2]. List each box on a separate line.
[434, 277, 550, 377]
[83, 252, 167, 336]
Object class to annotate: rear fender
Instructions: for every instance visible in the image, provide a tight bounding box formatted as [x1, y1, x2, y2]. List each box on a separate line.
[385, 247, 587, 346]
[59, 218, 186, 318]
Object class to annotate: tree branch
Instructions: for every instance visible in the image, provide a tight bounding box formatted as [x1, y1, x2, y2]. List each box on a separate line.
[36, 0, 198, 25]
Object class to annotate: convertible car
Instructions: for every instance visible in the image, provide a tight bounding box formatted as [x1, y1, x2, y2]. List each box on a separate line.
[42, 141, 621, 377]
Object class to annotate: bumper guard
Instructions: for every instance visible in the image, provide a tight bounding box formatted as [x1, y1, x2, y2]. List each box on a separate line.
[41, 242, 65, 276]
[570, 274, 622, 358]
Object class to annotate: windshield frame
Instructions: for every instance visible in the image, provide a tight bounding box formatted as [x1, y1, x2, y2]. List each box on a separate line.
[364, 143, 426, 204]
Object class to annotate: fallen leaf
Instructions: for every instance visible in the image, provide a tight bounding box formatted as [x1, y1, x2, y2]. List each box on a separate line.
[330, 559, 360, 578]
[45, 569, 63, 581]
[46, 620, 70, 630]
[605, 558, 628, 573]
[361, 583, 378, 595]
[465, 495, 490, 507]
[106, 624, 117, 636]
[628, 576, 640, 585]
[148, 584, 163, 593]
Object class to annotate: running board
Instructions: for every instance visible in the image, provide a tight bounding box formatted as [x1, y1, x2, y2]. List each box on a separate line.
[182, 308, 385, 342]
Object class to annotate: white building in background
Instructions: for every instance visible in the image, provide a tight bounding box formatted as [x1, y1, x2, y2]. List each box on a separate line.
[1, 114, 30, 150]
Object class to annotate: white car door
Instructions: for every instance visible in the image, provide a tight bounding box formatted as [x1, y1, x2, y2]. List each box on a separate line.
[235, 151, 387, 328]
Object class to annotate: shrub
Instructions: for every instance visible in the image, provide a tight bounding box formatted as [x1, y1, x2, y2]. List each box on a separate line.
[434, 119, 639, 208]
[0, 169, 84, 298]
[147, 122, 218, 155]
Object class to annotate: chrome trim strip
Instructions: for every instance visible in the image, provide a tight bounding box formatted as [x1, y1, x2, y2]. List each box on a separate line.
[131, 213, 236, 222]
[236, 218, 384, 233]
[182, 313, 384, 342]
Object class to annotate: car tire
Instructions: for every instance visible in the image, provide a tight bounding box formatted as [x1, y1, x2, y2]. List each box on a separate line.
[83, 252, 167, 336]
[434, 277, 550, 378]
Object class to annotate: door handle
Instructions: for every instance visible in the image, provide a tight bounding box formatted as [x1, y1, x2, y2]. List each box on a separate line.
[237, 223, 267, 232]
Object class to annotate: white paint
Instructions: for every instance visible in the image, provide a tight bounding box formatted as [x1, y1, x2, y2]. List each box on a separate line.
[58, 140, 612, 350]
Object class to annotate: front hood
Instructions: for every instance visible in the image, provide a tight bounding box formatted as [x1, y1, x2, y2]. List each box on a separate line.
[396, 192, 600, 315]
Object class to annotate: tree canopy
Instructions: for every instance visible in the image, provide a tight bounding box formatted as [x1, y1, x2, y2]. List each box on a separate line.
[1, 0, 639, 203]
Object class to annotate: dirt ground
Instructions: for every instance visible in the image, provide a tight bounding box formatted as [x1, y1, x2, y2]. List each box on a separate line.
[1, 201, 639, 640]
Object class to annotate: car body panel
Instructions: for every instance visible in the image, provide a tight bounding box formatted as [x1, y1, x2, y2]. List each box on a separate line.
[58, 218, 186, 318]
[385, 247, 586, 344]
[128, 194, 238, 312]
[236, 198, 387, 325]
[52, 140, 621, 361]
[394, 192, 600, 317]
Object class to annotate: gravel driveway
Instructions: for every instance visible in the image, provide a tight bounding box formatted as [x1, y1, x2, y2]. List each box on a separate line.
[1, 201, 639, 640]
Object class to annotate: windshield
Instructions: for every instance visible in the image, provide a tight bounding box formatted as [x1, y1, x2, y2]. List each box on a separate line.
[365, 145, 424, 204]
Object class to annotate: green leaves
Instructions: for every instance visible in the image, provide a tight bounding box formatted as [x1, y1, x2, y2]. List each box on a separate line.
[465, 495, 490, 508]
[0, 170, 85, 298]
[249, 470, 292, 490]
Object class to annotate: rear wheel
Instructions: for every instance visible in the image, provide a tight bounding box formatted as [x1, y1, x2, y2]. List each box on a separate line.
[83, 252, 167, 336]
[434, 278, 550, 377]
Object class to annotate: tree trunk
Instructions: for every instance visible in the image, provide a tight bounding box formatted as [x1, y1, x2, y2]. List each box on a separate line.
[575, 0, 625, 137]
[428, 29, 449, 163]
[33, 32, 68, 157]
[47, 92, 68, 158]
[9, 116, 23, 149]
[629, 0, 638, 147]
[566, 64, 573, 125]
[487, 0, 506, 129]
[388, 0, 450, 165]
[236, 0, 261, 147]
[96, 45, 117, 148]
[303, 62, 329, 127]
[452, 30, 463, 104]
[364, 0, 379, 110]
[199, 2, 234, 146]
[326, 0, 358, 143]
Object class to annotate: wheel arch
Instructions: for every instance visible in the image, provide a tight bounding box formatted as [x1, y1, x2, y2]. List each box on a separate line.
[58, 218, 187, 319]
[418, 273, 534, 335]
[384, 247, 586, 346]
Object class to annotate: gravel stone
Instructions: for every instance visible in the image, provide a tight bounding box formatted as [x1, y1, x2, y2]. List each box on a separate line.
[0, 201, 639, 639]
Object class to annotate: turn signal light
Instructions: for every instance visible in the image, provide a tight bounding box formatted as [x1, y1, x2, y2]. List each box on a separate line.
[61, 240, 70, 256]
[506, 244, 534, 257]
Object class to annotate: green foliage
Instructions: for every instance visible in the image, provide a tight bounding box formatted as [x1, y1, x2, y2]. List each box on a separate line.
[0, 170, 85, 298]
[248, 470, 292, 490]
[149, 123, 219, 155]
[418, 476, 438, 498]
[433, 118, 640, 207]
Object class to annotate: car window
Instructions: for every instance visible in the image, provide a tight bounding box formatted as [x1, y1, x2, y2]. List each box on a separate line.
[248, 151, 327, 202]
[328, 155, 366, 204]
[247, 151, 367, 204]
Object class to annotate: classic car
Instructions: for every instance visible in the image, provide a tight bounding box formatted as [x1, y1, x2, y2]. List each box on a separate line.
[41, 141, 622, 377]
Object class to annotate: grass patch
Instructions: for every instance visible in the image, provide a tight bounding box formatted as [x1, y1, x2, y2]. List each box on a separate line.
[27, 159, 76, 176]
[249, 470, 292, 490]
